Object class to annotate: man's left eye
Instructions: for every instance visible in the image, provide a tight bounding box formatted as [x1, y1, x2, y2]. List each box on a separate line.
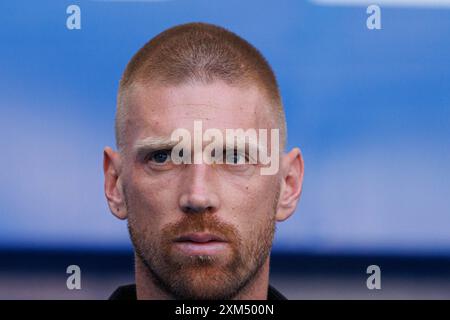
[148, 150, 171, 164]
[225, 151, 246, 165]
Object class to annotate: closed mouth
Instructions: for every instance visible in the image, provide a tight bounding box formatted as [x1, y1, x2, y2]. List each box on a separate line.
[174, 232, 227, 243]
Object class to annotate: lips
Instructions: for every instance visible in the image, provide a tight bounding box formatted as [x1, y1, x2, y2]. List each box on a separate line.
[175, 232, 226, 243]
[173, 232, 229, 255]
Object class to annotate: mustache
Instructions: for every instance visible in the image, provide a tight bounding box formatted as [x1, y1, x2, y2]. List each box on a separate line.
[162, 213, 240, 243]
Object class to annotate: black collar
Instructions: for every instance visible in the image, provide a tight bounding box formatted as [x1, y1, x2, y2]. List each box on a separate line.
[109, 284, 287, 300]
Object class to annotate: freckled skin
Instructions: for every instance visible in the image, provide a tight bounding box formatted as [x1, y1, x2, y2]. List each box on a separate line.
[103, 80, 304, 300]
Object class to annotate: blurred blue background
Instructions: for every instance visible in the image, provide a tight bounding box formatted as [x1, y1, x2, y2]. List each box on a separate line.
[0, 0, 449, 257]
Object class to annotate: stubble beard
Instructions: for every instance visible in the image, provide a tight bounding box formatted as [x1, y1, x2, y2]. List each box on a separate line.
[125, 187, 279, 300]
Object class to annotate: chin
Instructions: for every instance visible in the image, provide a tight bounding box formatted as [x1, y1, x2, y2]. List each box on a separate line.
[169, 266, 242, 300]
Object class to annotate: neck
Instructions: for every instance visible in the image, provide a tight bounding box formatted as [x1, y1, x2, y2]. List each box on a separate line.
[135, 254, 271, 300]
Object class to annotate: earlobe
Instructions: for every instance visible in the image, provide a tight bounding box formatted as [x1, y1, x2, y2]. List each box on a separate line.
[275, 148, 304, 222]
[103, 147, 128, 220]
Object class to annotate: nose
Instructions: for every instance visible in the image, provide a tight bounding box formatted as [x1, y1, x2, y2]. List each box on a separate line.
[178, 163, 220, 214]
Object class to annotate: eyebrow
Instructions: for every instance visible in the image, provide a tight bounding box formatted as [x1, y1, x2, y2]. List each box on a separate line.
[132, 135, 273, 161]
[133, 136, 179, 158]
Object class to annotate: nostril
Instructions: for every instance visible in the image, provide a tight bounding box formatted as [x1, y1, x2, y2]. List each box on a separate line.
[182, 205, 213, 214]
[179, 192, 220, 214]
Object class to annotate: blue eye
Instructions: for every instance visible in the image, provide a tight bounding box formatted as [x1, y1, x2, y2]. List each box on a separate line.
[149, 150, 171, 164]
[226, 151, 244, 164]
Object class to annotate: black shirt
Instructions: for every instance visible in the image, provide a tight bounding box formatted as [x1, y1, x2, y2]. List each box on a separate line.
[109, 284, 287, 300]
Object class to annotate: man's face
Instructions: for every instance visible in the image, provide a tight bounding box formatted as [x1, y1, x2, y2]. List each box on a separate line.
[119, 81, 282, 299]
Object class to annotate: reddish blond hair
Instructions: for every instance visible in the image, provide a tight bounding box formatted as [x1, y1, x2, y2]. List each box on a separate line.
[116, 22, 286, 150]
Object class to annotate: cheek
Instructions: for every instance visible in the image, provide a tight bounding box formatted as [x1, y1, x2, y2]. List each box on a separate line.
[126, 168, 179, 224]
[225, 176, 280, 231]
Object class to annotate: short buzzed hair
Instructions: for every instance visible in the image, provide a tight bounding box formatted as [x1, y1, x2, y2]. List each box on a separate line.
[116, 22, 286, 151]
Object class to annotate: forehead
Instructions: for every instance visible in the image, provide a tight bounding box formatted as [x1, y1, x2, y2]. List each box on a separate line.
[123, 81, 275, 144]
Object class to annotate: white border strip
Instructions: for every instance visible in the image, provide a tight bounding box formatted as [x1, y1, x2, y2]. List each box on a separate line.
[311, 0, 450, 8]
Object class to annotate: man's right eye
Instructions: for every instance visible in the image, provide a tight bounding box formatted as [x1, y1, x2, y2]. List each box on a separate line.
[147, 150, 171, 164]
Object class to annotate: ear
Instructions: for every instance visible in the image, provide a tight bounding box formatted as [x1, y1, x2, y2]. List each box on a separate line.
[275, 147, 304, 222]
[103, 147, 128, 220]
